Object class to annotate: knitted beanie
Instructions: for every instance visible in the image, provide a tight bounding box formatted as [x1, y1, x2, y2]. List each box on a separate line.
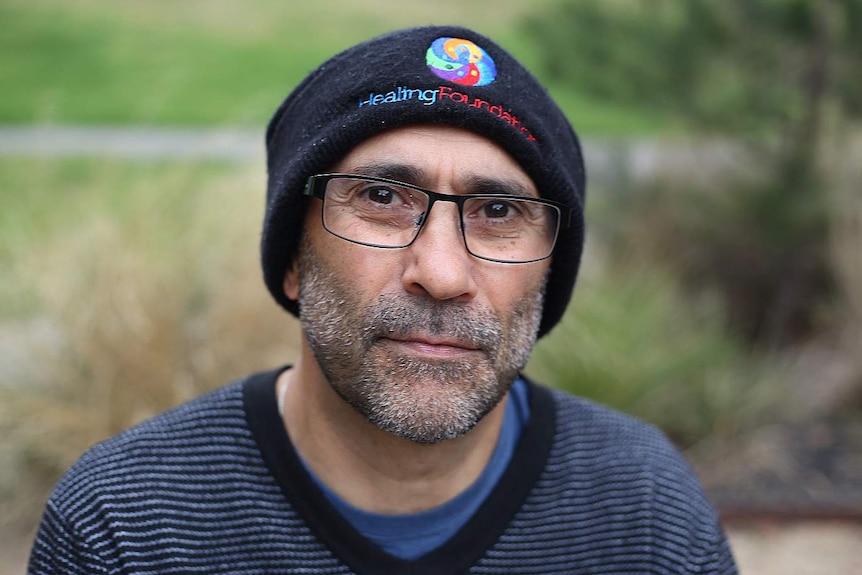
[263, 25, 586, 338]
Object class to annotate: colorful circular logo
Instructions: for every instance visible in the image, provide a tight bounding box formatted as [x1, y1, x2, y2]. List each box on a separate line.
[426, 37, 497, 87]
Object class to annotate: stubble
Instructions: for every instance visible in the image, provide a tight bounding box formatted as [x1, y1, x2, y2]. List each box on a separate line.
[296, 242, 545, 444]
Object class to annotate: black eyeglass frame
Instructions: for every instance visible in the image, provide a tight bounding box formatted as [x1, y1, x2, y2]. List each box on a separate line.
[303, 173, 573, 264]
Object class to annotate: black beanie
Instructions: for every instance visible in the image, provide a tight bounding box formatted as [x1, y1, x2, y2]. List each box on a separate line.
[263, 25, 586, 338]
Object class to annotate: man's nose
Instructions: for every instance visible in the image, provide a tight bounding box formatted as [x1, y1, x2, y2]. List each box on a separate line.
[401, 201, 478, 302]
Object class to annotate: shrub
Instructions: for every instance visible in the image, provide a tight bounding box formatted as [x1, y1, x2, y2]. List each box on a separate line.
[527, 254, 788, 448]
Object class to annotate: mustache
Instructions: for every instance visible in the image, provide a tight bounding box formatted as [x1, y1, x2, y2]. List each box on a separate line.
[362, 295, 503, 352]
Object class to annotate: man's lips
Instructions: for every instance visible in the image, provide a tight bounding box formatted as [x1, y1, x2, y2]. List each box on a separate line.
[378, 334, 483, 358]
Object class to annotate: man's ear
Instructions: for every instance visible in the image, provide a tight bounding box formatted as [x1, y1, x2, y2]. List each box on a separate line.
[283, 258, 300, 301]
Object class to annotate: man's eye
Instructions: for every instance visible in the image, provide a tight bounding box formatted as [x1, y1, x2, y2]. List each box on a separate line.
[366, 187, 394, 204]
[483, 202, 512, 218]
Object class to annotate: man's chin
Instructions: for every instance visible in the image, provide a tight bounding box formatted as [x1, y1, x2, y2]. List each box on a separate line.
[366, 399, 485, 445]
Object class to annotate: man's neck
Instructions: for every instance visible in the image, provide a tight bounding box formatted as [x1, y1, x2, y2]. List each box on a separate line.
[277, 350, 508, 515]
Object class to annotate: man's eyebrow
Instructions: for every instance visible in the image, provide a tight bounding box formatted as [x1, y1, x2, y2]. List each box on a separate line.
[464, 175, 538, 198]
[347, 163, 538, 198]
[349, 163, 427, 185]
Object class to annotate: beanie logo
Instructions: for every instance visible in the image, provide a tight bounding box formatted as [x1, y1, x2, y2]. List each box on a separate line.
[426, 37, 496, 86]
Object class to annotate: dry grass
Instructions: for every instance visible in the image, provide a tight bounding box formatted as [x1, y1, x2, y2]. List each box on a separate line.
[0, 160, 300, 533]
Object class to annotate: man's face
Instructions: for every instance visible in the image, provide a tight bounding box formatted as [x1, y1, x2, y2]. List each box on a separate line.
[286, 125, 551, 444]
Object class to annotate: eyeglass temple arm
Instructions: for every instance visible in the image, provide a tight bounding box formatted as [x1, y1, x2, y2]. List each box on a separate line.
[303, 176, 325, 199]
[555, 204, 574, 230]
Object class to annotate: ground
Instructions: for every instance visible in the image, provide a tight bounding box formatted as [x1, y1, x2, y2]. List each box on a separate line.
[728, 520, 862, 574]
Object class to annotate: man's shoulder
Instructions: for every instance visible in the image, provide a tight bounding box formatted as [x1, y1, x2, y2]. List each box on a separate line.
[546, 386, 670, 445]
[511, 386, 733, 572]
[535, 384, 715, 507]
[49, 377, 254, 506]
[537, 384, 697, 477]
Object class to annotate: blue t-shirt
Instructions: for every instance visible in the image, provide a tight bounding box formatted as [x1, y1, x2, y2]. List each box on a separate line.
[305, 378, 530, 559]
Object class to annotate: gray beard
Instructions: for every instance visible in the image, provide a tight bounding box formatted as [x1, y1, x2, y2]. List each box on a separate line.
[296, 242, 545, 444]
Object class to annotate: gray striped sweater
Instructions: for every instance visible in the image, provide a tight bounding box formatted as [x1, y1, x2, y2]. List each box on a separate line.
[29, 369, 737, 574]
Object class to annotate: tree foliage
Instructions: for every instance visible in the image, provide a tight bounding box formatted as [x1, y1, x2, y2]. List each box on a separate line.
[526, 0, 862, 347]
[525, 0, 862, 134]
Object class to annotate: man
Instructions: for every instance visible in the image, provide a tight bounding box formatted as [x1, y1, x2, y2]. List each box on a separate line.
[29, 26, 738, 574]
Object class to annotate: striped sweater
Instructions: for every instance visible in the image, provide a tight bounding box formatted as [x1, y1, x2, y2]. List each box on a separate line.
[29, 369, 737, 574]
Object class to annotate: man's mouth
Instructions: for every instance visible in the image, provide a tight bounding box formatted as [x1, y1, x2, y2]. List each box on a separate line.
[378, 334, 483, 359]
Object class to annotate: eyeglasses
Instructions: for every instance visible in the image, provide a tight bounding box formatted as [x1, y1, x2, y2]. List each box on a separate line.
[304, 173, 572, 263]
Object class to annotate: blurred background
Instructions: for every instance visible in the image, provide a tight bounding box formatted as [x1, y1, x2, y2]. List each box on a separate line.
[1, 0, 860, 572]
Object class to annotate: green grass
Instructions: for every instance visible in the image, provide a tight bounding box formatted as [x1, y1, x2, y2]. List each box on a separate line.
[0, 0, 351, 125]
[0, 0, 663, 134]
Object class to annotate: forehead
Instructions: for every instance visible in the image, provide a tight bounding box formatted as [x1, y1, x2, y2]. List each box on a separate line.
[330, 125, 538, 196]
